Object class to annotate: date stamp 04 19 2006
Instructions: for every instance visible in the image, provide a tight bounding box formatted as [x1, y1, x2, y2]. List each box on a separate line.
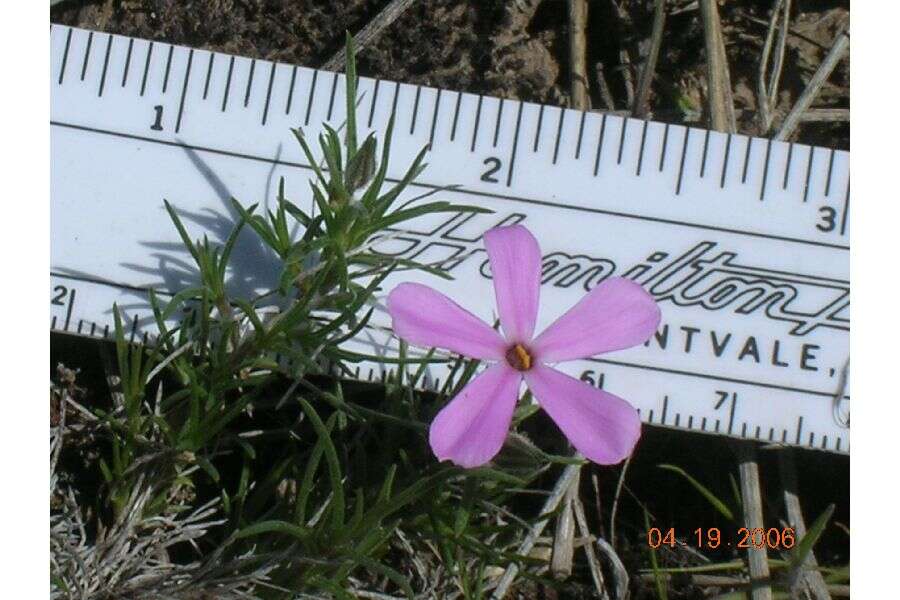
[647, 527, 797, 550]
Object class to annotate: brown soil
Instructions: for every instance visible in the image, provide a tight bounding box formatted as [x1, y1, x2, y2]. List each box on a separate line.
[51, 0, 848, 149]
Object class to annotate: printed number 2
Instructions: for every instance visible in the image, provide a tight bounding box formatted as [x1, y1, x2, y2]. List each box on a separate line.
[151, 105, 164, 131]
[817, 206, 837, 232]
[52, 285, 68, 306]
[481, 157, 502, 183]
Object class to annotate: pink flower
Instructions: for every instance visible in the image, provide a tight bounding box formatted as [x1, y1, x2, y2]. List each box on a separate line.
[386, 225, 661, 468]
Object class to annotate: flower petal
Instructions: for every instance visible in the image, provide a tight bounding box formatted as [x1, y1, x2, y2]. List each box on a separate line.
[484, 225, 542, 343]
[387, 283, 507, 359]
[429, 364, 523, 468]
[524, 365, 641, 465]
[531, 277, 660, 363]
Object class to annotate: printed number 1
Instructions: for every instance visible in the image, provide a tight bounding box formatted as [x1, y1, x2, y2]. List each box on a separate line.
[151, 105, 164, 131]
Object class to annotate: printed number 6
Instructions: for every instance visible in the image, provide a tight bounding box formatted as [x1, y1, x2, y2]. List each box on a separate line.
[817, 206, 837, 232]
[481, 157, 502, 183]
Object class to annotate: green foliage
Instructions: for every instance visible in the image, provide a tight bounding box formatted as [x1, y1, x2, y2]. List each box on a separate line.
[77, 36, 559, 598]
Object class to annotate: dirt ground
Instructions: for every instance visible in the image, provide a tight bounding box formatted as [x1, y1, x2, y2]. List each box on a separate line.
[51, 0, 848, 150]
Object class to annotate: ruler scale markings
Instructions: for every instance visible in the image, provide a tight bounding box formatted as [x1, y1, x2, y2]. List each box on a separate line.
[675, 127, 690, 195]
[593, 113, 608, 176]
[221, 56, 235, 112]
[552, 108, 565, 164]
[803, 146, 815, 202]
[688, 415, 694, 429]
[304, 69, 318, 125]
[140, 41, 153, 97]
[658, 123, 669, 171]
[741, 136, 753, 184]
[97, 34, 113, 97]
[175, 49, 194, 133]
[616, 117, 628, 164]
[575, 111, 587, 159]
[80, 31, 93, 81]
[769, 427, 775, 441]
[533, 104, 545, 152]
[409, 85, 422, 134]
[77, 320, 84, 334]
[428, 88, 442, 147]
[326, 72, 339, 121]
[825, 148, 836, 196]
[727, 394, 737, 434]
[203, 53, 215, 100]
[450, 91, 462, 141]
[121, 38, 134, 87]
[366, 78, 380, 127]
[760, 138, 772, 200]
[388, 80, 400, 120]
[63, 288, 76, 331]
[162, 45, 174, 93]
[808, 431, 814, 445]
[470, 95, 483, 151]
[700, 129, 710, 177]
[636, 120, 648, 176]
[795, 415, 804, 444]
[90, 322, 96, 336]
[52, 118, 851, 251]
[492, 98, 505, 147]
[505, 101, 524, 187]
[719, 133, 732, 188]
[261, 62, 276, 125]
[51, 29, 850, 453]
[243, 59, 256, 107]
[58, 28, 73, 84]
[285, 65, 298, 115]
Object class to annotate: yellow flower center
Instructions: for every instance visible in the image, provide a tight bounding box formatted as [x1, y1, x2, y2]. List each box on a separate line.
[505, 343, 533, 371]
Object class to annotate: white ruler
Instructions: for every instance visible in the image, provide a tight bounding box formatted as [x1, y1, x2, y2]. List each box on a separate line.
[50, 26, 850, 453]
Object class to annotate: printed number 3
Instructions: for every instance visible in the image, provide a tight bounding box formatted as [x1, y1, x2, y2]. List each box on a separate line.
[817, 206, 837, 232]
[481, 157, 502, 183]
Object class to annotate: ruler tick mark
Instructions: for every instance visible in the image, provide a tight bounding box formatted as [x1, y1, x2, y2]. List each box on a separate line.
[90, 322, 96, 336]
[803, 146, 815, 202]
[636, 120, 648, 175]
[783, 142, 794, 189]
[175, 49, 194, 133]
[121, 38, 134, 87]
[162, 45, 174, 93]
[493, 98, 505, 147]
[552, 108, 565, 164]
[505, 101, 524, 187]
[719, 133, 732, 188]
[221, 56, 235, 112]
[410, 85, 422, 134]
[58, 28, 73, 84]
[821, 435, 828, 450]
[741, 136, 753, 184]
[77, 320, 84, 334]
[304, 69, 318, 125]
[261, 62, 276, 125]
[575, 111, 587, 159]
[389, 80, 400, 120]
[687, 415, 694, 429]
[825, 148, 836, 196]
[658, 123, 669, 171]
[617, 117, 628, 164]
[727, 393, 737, 434]
[429, 89, 442, 147]
[808, 431, 814, 446]
[326, 72, 339, 121]
[243, 59, 256, 107]
[533, 104, 545, 152]
[593, 113, 608, 176]
[470, 95, 483, 152]
[97, 34, 113, 97]
[80, 31, 93, 81]
[367, 78, 380, 127]
[140, 41, 153, 97]
[661, 395, 669, 425]
[759, 138, 772, 200]
[63, 288, 76, 331]
[450, 91, 462, 141]
[203, 53, 214, 100]
[285, 65, 298, 115]
[676, 127, 690, 195]
[795, 415, 803, 444]
[700, 129, 710, 177]
[840, 176, 850, 235]
[648, 409, 655, 423]
[741, 422, 748, 437]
